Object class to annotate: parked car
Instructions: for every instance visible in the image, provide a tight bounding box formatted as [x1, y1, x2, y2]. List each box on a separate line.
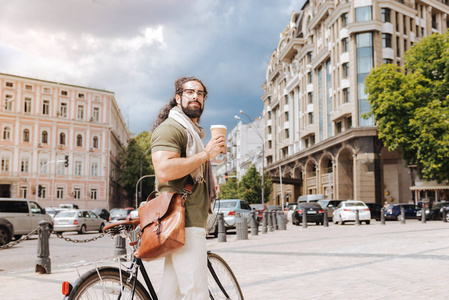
[333, 200, 371, 225]
[109, 208, 135, 222]
[291, 202, 325, 226]
[126, 209, 139, 221]
[384, 204, 420, 221]
[417, 202, 449, 220]
[0, 218, 14, 246]
[53, 210, 105, 234]
[91, 208, 110, 221]
[317, 200, 343, 221]
[45, 207, 62, 219]
[267, 205, 282, 212]
[250, 204, 267, 222]
[213, 199, 252, 230]
[59, 204, 79, 210]
[206, 212, 219, 237]
[297, 194, 325, 203]
[0, 198, 52, 241]
[285, 203, 298, 222]
[365, 202, 383, 221]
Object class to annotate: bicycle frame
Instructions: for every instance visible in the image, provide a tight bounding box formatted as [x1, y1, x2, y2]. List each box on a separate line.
[129, 257, 158, 300]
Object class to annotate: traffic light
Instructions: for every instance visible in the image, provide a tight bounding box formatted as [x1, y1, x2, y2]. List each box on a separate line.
[64, 155, 69, 167]
[38, 185, 43, 197]
[225, 172, 228, 181]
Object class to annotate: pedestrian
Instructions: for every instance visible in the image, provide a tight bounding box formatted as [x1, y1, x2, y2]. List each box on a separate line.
[151, 76, 226, 299]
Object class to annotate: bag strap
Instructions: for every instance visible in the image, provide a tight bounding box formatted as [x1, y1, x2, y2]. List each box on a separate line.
[147, 176, 194, 202]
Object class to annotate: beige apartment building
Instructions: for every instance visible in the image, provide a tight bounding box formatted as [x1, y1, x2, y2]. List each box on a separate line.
[0, 73, 131, 210]
[262, 0, 449, 206]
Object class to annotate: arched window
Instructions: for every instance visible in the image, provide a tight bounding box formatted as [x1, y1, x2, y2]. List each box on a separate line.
[42, 131, 48, 143]
[93, 136, 98, 148]
[76, 134, 83, 147]
[3, 127, 11, 140]
[23, 129, 30, 142]
[59, 133, 66, 145]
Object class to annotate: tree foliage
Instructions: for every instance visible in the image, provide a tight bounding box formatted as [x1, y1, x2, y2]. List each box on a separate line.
[219, 177, 240, 199]
[365, 32, 449, 182]
[118, 131, 154, 204]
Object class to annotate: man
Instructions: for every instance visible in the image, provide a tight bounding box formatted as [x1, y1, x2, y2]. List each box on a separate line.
[151, 76, 225, 299]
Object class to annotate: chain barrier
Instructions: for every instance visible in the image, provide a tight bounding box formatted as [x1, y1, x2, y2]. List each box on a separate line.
[52, 231, 105, 243]
[0, 226, 41, 249]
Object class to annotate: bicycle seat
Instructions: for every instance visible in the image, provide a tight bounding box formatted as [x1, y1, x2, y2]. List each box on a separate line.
[103, 219, 141, 235]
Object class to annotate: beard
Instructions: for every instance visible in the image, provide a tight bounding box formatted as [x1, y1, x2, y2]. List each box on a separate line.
[181, 101, 203, 118]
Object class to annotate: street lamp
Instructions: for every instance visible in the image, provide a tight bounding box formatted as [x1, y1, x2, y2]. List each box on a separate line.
[235, 110, 265, 206]
[139, 147, 151, 202]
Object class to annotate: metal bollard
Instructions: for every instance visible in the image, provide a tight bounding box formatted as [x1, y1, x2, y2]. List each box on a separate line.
[323, 208, 329, 227]
[443, 207, 447, 223]
[302, 210, 308, 229]
[241, 215, 248, 240]
[272, 211, 278, 230]
[421, 207, 426, 224]
[235, 212, 242, 240]
[267, 211, 273, 232]
[401, 206, 406, 224]
[355, 209, 360, 226]
[114, 235, 127, 257]
[380, 207, 386, 225]
[218, 212, 227, 242]
[277, 211, 286, 230]
[250, 211, 258, 236]
[262, 211, 268, 233]
[36, 220, 52, 274]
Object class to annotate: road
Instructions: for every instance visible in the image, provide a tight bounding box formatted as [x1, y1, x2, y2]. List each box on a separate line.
[1, 220, 449, 299]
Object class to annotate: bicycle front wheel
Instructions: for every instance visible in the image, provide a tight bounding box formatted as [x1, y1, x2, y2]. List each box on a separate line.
[208, 252, 244, 300]
[67, 266, 150, 300]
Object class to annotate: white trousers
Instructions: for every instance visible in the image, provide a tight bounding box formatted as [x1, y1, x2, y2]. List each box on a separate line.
[158, 227, 208, 300]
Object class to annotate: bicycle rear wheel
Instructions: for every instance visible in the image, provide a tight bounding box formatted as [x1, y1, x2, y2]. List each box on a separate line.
[67, 266, 150, 300]
[207, 252, 244, 300]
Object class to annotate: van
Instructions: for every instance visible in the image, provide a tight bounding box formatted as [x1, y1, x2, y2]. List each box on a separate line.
[59, 203, 80, 210]
[297, 194, 325, 203]
[0, 198, 52, 243]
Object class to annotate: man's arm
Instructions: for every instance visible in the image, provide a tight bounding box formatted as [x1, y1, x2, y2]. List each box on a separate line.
[152, 135, 225, 183]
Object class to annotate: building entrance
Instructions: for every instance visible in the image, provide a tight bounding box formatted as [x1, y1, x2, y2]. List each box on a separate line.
[0, 184, 11, 198]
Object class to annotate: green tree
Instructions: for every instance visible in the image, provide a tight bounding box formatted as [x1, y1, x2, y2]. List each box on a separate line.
[218, 177, 240, 199]
[118, 131, 154, 205]
[238, 164, 273, 204]
[365, 31, 449, 182]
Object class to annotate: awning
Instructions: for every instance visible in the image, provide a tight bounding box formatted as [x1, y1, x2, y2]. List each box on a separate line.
[410, 185, 449, 191]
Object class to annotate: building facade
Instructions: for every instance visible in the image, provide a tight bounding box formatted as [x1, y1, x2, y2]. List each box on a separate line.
[0, 73, 130, 210]
[262, 0, 449, 206]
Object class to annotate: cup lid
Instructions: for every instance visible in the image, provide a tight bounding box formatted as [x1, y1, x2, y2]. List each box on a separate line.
[210, 125, 227, 129]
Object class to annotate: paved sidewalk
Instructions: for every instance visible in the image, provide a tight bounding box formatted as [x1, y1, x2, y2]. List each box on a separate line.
[1, 220, 449, 299]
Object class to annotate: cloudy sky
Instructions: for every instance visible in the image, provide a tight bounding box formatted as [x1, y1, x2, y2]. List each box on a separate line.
[0, 0, 302, 140]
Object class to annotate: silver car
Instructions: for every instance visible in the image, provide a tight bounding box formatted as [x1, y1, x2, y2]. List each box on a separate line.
[53, 210, 105, 234]
[213, 199, 252, 230]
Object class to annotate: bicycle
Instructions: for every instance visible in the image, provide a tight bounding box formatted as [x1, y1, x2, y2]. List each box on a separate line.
[62, 219, 244, 300]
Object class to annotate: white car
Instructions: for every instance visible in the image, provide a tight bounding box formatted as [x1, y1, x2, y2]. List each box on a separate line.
[53, 210, 105, 234]
[333, 200, 371, 225]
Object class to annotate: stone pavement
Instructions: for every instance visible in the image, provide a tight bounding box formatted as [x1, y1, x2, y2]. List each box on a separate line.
[1, 219, 449, 299]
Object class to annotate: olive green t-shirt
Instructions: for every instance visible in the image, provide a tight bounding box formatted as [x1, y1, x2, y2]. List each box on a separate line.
[151, 118, 209, 228]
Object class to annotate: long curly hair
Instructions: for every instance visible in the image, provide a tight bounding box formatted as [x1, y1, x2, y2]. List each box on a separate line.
[152, 76, 208, 130]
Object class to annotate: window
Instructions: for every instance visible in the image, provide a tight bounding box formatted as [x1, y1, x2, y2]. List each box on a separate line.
[57, 187, 64, 199]
[284, 95, 289, 104]
[308, 112, 314, 125]
[60, 103, 67, 118]
[347, 116, 352, 129]
[94, 95, 100, 101]
[383, 34, 392, 48]
[383, 59, 393, 64]
[432, 14, 437, 29]
[76, 134, 83, 147]
[396, 12, 399, 31]
[308, 92, 313, 104]
[336, 121, 342, 133]
[74, 188, 81, 199]
[284, 112, 289, 121]
[307, 52, 313, 64]
[92, 107, 100, 122]
[403, 17, 407, 34]
[381, 8, 390, 22]
[1, 157, 9, 171]
[342, 63, 349, 78]
[5, 95, 13, 111]
[342, 38, 348, 52]
[42, 100, 50, 115]
[24, 98, 32, 113]
[268, 126, 272, 134]
[78, 93, 85, 99]
[23, 129, 30, 142]
[39, 159, 48, 175]
[77, 105, 84, 120]
[307, 72, 313, 84]
[91, 188, 98, 200]
[39, 186, 47, 199]
[91, 162, 99, 177]
[343, 88, 350, 103]
[75, 161, 82, 176]
[57, 161, 65, 175]
[25, 85, 32, 90]
[3, 127, 11, 140]
[5, 82, 13, 88]
[20, 186, 27, 199]
[404, 40, 407, 53]
[61, 90, 68, 96]
[93, 136, 99, 148]
[43, 87, 51, 93]
[285, 129, 290, 139]
[397, 37, 400, 56]
[268, 111, 271, 119]
[59, 133, 66, 145]
[341, 13, 348, 27]
[42, 131, 48, 143]
[21, 158, 29, 173]
[268, 140, 272, 149]
[355, 6, 372, 22]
